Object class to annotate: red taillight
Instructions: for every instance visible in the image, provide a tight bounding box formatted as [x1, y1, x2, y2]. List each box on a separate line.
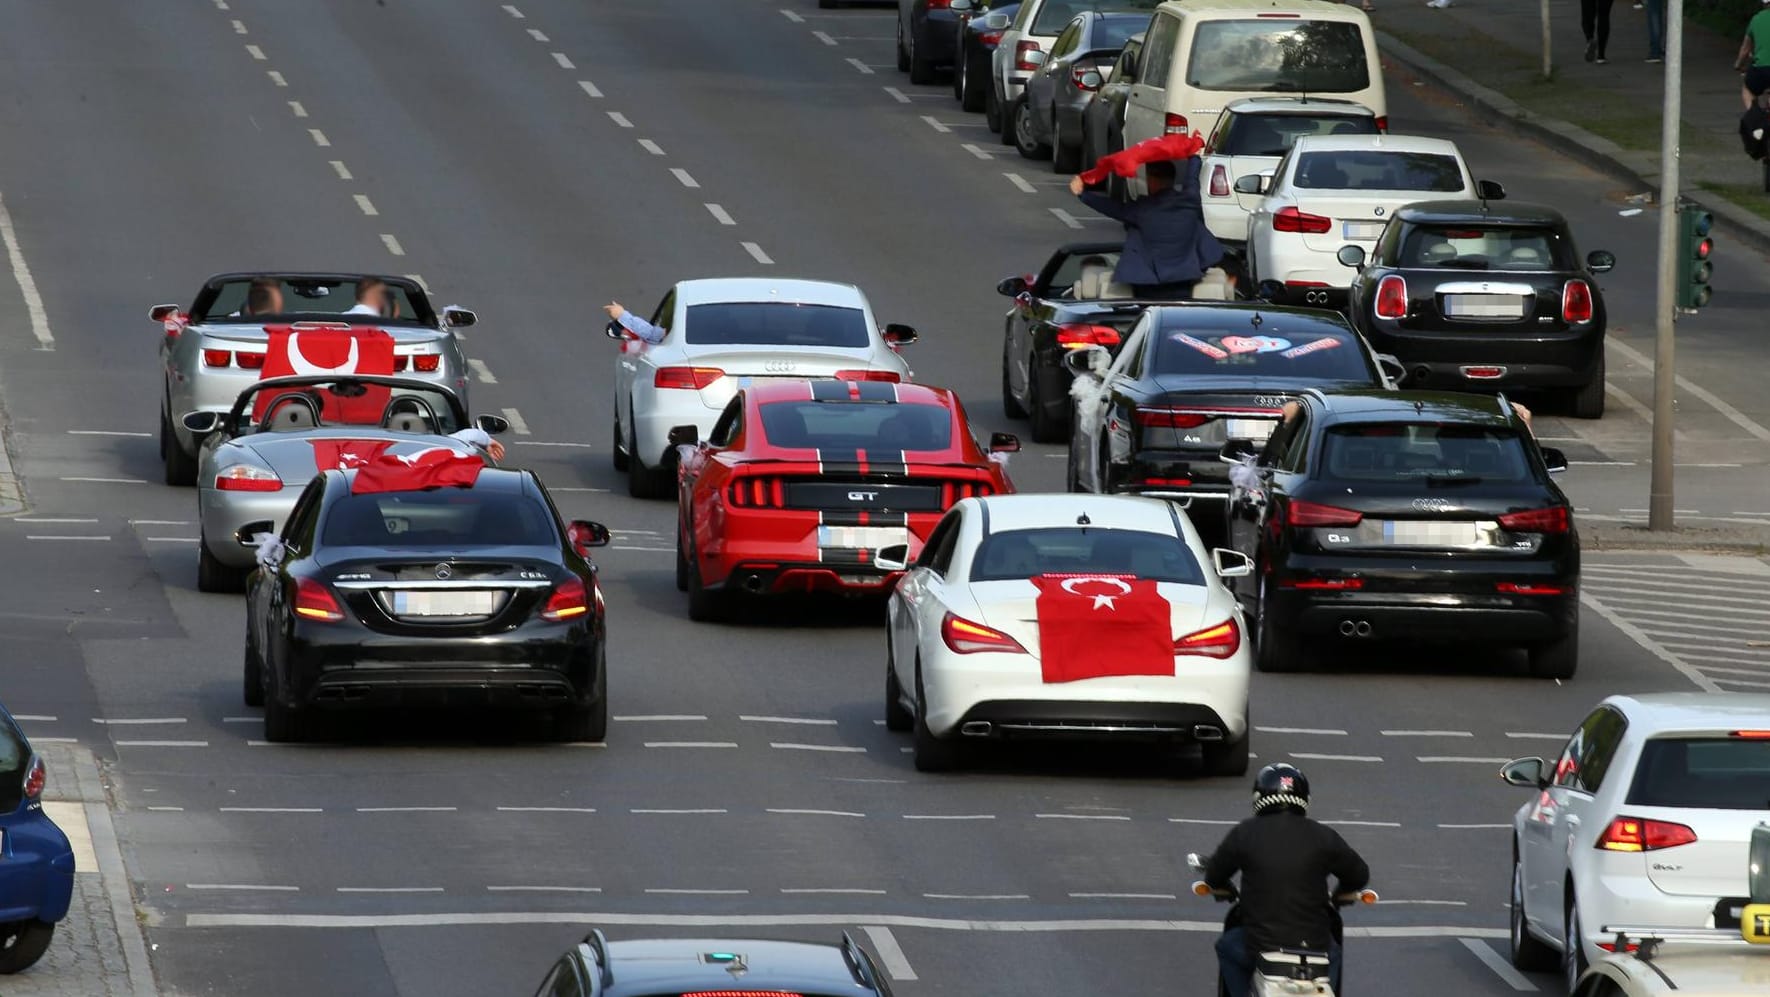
[1732, 730, 1770, 738]
[833, 369, 901, 382]
[1462, 366, 1505, 380]
[1163, 112, 1189, 135]
[234, 351, 266, 370]
[202, 348, 232, 368]
[293, 578, 345, 622]
[1285, 280, 1328, 289]
[1134, 407, 1209, 429]
[939, 480, 993, 509]
[541, 577, 588, 620]
[215, 466, 283, 492]
[926, 0, 951, 7]
[1497, 506, 1570, 534]
[1374, 115, 1389, 133]
[1597, 816, 1698, 852]
[1056, 323, 1122, 349]
[1496, 582, 1568, 596]
[1209, 164, 1230, 197]
[1138, 476, 1193, 487]
[1014, 40, 1041, 71]
[654, 366, 724, 390]
[682, 993, 804, 997]
[22, 756, 44, 800]
[941, 612, 1026, 654]
[1272, 205, 1332, 235]
[391, 356, 410, 372]
[1288, 499, 1363, 527]
[412, 354, 441, 372]
[980, 30, 1003, 45]
[727, 476, 785, 509]
[1071, 65, 1099, 91]
[1175, 619, 1240, 659]
[1562, 279, 1594, 324]
[1282, 577, 1365, 591]
[1374, 274, 1408, 320]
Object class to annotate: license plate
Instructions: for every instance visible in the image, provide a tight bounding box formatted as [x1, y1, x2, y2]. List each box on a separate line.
[1443, 293, 1527, 319]
[1342, 221, 1385, 240]
[1224, 418, 1277, 441]
[391, 590, 501, 616]
[1380, 520, 1486, 546]
[817, 526, 909, 550]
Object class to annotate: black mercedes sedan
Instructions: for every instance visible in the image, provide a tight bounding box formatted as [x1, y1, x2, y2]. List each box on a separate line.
[243, 463, 610, 743]
[1337, 201, 1615, 419]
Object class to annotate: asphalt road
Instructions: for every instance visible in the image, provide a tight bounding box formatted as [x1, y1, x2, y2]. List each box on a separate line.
[0, 1, 1767, 994]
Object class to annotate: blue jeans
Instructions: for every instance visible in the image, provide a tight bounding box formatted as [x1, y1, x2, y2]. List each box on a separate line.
[1215, 927, 1343, 997]
[1645, 0, 1665, 59]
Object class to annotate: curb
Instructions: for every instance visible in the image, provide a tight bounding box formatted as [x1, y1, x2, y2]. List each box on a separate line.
[1583, 523, 1770, 555]
[0, 389, 25, 517]
[1377, 31, 1770, 258]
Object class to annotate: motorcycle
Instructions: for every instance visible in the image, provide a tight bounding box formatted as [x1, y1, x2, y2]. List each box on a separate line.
[1186, 852, 1378, 997]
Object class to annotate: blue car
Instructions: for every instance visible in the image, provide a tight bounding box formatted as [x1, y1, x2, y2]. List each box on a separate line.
[0, 706, 73, 974]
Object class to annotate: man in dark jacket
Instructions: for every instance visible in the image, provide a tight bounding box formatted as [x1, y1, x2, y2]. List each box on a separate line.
[1203, 763, 1370, 997]
[1068, 159, 1225, 299]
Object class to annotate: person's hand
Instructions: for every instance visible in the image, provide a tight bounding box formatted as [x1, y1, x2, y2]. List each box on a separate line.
[1068, 176, 1086, 195]
[1513, 402, 1534, 436]
[602, 302, 626, 321]
[486, 440, 506, 462]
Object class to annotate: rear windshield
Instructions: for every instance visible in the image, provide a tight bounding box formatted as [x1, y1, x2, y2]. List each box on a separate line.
[199, 277, 429, 326]
[1034, 0, 1160, 35]
[1152, 326, 1373, 382]
[322, 490, 557, 548]
[1218, 112, 1377, 157]
[1320, 424, 1534, 483]
[1398, 225, 1572, 271]
[971, 528, 1204, 583]
[683, 303, 869, 348]
[1295, 151, 1464, 191]
[1091, 15, 1150, 50]
[1186, 20, 1371, 94]
[759, 401, 954, 452]
[1628, 737, 1770, 810]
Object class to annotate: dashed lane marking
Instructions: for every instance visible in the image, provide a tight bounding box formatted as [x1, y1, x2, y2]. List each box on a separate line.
[381, 234, 406, 256]
[496, 807, 596, 814]
[27, 535, 112, 542]
[501, 4, 524, 17]
[353, 194, 378, 216]
[1004, 172, 1037, 193]
[231, 18, 246, 33]
[770, 743, 866, 753]
[59, 476, 144, 484]
[68, 429, 151, 437]
[186, 884, 299, 892]
[466, 359, 498, 384]
[1035, 813, 1131, 821]
[267, 70, 286, 86]
[960, 143, 995, 160]
[1322, 820, 1403, 828]
[114, 740, 209, 747]
[1288, 752, 1382, 762]
[1504, 732, 1565, 740]
[902, 814, 994, 821]
[148, 807, 182, 813]
[743, 242, 775, 265]
[638, 139, 664, 155]
[781, 8, 805, 22]
[489, 886, 601, 893]
[527, 28, 548, 42]
[330, 160, 352, 180]
[1069, 892, 1178, 900]
[552, 52, 575, 69]
[1256, 726, 1346, 735]
[10, 714, 55, 721]
[925, 894, 1031, 901]
[861, 926, 918, 981]
[631, 809, 728, 815]
[642, 742, 737, 749]
[766, 808, 865, 818]
[245, 44, 265, 60]
[578, 80, 602, 98]
[356, 807, 456, 813]
[17, 517, 97, 523]
[218, 807, 322, 814]
[705, 203, 736, 225]
[785, 888, 887, 895]
[337, 887, 443, 894]
[1439, 823, 1511, 830]
[740, 715, 836, 725]
[288, 100, 307, 118]
[1460, 937, 1539, 991]
[846, 57, 874, 74]
[308, 128, 330, 147]
[0, 191, 54, 348]
[1380, 730, 1472, 737]
[1417, 756, 1511, 764]
[93, 718, 185, 725]
[501, 407, 531, 435]
[813, 30, 837, 45]
[647, 888, 751, 895]
[670, 168, 700, 189]
[921, 116, 950, 134]
[144, 537, 198, 543]
[608, 111, 634, 128]
[883, 86, 910, 103]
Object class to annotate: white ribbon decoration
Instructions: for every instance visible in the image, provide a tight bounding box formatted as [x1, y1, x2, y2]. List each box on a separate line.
[448, 427, 492, 449]
[1228, 454, 1264, 501]
[987, 451, 1012, 467]
[252, 533, 286, 569]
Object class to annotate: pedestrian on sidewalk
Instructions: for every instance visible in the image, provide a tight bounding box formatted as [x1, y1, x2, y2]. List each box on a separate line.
[1581, 0, 1616, 64]
[1737, 0, 1770, 109]
[1644, 0, 1666, 63]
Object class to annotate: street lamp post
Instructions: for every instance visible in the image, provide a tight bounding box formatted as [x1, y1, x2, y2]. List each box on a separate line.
[1649, 0, 1685, 531]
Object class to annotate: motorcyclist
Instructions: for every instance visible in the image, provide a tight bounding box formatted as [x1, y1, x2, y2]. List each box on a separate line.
[1202, 763, 1370, 997]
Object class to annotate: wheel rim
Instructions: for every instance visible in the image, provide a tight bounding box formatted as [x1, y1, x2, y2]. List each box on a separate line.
[1510, 864, 1526, 952]
[959, 63, 967, 99]
[1017, 104, 1035, 147]
[1564, 902, 1581, 991]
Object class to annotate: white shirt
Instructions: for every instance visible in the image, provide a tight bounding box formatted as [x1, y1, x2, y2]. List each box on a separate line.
[344, 303, 381, 316]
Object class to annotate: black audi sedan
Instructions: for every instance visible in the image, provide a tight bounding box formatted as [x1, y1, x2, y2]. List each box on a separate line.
[243, 465, 610, 743]
[1221, 389, 1578, 678]
[534, 930, 895, 997]
[1336, 201, 1615, 419]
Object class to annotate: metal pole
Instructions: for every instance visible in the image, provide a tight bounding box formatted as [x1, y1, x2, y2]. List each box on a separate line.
[1649, 0, 1685, 531]
[1541, 0, 1553, 79]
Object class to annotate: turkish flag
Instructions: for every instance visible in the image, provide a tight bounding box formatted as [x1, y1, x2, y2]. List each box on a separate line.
[350, 447, 484, 495]
[255, 325, 398, 423]
[1032, 573, 1174, 683]
[310, 439, 395, 471]
[1077, 133, 1206, 186]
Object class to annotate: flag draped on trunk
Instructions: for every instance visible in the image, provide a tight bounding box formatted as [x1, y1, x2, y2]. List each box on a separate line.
[310, 439, 396, 471]
[350, 448, 484, 495]
[255, 325, 398, 422]
[1032, 573, 1174, 683]
[1077, 133, 1206, 186]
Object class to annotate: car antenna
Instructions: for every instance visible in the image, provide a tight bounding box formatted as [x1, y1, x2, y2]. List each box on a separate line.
[1413, 398, 1425, 414]
[1076, 512, 1091, 529]
[1249, 312, 1263, 329]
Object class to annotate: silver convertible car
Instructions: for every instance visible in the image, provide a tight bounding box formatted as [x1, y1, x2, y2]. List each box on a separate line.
[154, 272, 477, 486]
[182, 375, 509, 592]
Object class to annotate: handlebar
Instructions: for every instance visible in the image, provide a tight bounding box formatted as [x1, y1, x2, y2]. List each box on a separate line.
[1190, 881, 1379, 906]
[1334, 889, 1381, 907]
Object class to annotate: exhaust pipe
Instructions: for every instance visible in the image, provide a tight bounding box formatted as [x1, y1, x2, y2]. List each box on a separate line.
[1338, 620, 1373, 638]
[1192, 724, 1224, 741]
[741, 574, 766, 594]
[959, 721, 993, 737]
[1355, 620, 1372, 637]
[1303, 290, 1327, 305]
[1412, 365, 1431, 384]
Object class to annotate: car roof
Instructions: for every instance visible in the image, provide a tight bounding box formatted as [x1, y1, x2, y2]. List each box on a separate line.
[1161, 0, 1370, 19]
[1290, 134, 1462, 155]
[743, 379, 955, 407]
[601, 938, 865, 996]
[1223, 97, 1374, 115]
[1602, 692, 1770, 731]
[972, 493, 1184, 537]
[673, 278, 867, 309]
[1393, 200, 1570, 226]
[1595, 947, 1770, 996]
[1308, 388, 1516, 426]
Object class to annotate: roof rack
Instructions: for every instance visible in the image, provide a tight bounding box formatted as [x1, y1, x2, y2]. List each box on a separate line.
[582, 929, 615, 989]
[1600, 926, 1763, 962]
[840, 931, 880, 990]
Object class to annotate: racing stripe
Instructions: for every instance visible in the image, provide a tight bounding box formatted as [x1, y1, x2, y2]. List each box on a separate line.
[860, 447, 908, 479]
[853, 380, 897, 403]
[809, 380, 849, 403]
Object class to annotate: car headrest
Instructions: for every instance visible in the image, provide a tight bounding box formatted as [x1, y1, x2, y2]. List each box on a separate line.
[387, 413, 430, 434]
[1076, 261, 1115, 300]
[1192, 267, 1233, 301]
[263, 394, 320, 432]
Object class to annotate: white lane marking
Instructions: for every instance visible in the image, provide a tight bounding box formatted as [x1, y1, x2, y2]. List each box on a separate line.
[93, 718, 184, 725]
[1070, 892, 1178, 900]
[813, 30, 837, 45]
[638, 138, 664, 155]
[186, 884, 299, 892]
[466, 359, 498, 384]
[245, 44, 265, 60]
[59, 476, 144, 484]
[381, 234, 406, 256]
[608, 111, 634, 128]
[642, 742, 737, 749]
[500, 407, 531, 435]
[1582, 592, 1721, 693]
[147, 806, 182, 812]
[527, 28, 549, 42]
[1607, 336, 1770, 442]
[329, 160, 352, 180]
[1459, 937, 1539, 991]
[861, 926, 918, 981]
[770, 743, 866, 753]
[578, 80, 602, 98]
[1378, 899, 1468, 906]
[11, 714, 56, 721]
[38, 802, 94, 873]
[921, 115, 951, 134]
[218, 807, 322, 814]
[960, 143, 995, 159]
[552, 52, 575, 69]
[1050, 208, 1086, 228]
[925, 893, 1030, 901]
[742, 242, 774, 265]
[902, 814, 994, 820]
[488, 886, 602, 893]
[766, 808, 865, 818]
[353, 194, 378, 216]
[1257, 726, 1348, 735]
[113, 740, 208, 747]
[308, 128, 330, 147]
[130, 519, 189, 526]
[615, 714, 708, 721]
[68, 429, 151, 437]
[267, 70, 286, 86]
[1004, 172, 1037, 193]
[288, 100, 307, 118]
[741, 715, 837, 726]
[17, 516, 98, 523]
[356, 806, 456, 813]
[781, 8, 805, 23]
[337, 887, 443, 893]
[0, 192, 54, 348]
[232, 19, 246, 33]
[784, 888, 887, 895]
[631, 808, 729, 814]
[144, 537, 198, 543]
[1381, 730, 1471, 737]
[846, 57, 874, 74]
[1322, 820, 1404, 828]
[1035, 813, 1131, 821]
[1504, 732, 1566, 740]
[669, 168, 700, 189]
[1289, 752, 1383, 762]
[1439, 823, 1511, 829]
[29, 737, 80, 744]
[884, 86, 911, 103]
[27, 535, 112, 542]
[705, 203, 736, 226]
[495, 807, 596, 814]
[1417, 756, 1512, 764]
[1674, 552, 1770, 575]
[647, 888, 750, 895]
[502, 3, 524, 16]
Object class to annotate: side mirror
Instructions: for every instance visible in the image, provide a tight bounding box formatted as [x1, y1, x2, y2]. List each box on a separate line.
[984, 12, 1011, 29]
[1540, 447, 1568, 474]
[666, 424, 700, 447]
[1078, 70, 1103, 91]
[567, 520, 611, 551]
[996, 274, 1030, 297]
[1335, 245, 1367, 269]
[989, 432, 1021, 453]
[1218, 438, 1258, 464]
[1023, 49, 1047, 67]
[182, 411, 223, 437]
[234, 521, 274, 546]
[475, 413, 511, 435]
[1586, 250, 1616, 274]
[1476, 179, 1507, 201]
[950, 0, 975, 10]
[149, 303, 181, 322]
[1500, 756, 1548, 789]
[1232, 174, 1268, 195]
[441, 305, 477, 328]
[874, 543, 912, 572]
[1212, 548, 1254, 578]
[1375, 353, 1407, 386]
[1062, 345, 1108, 377]
[883, 323, 919, 345]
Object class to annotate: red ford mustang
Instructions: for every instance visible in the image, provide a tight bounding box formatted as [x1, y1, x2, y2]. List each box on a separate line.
[673, 379, 1019, 620]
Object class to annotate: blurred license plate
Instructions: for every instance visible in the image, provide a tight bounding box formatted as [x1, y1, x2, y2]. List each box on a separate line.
[1224, 418, 1277, 441]
[392, 590, 500, 616]
[1381, 521, 1484, 545]
[818, 526, 909, 549]
[1443, 294, 1526, 319]
[1342, 221, 1385, 240]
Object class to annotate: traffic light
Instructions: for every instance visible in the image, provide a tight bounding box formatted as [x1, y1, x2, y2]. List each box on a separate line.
[1677, 207, 1713, 310]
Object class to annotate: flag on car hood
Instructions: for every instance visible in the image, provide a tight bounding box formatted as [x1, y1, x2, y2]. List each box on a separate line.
[1032, 573, 1173, 683]
[1077, 133, 1206, 185]
[350, 447, 483, 495]
[255, 325, 397, 422]
[310, 439, 396, 471]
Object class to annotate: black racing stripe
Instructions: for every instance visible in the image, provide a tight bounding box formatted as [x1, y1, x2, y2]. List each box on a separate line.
[819, 511, 868, 527]
[818, 548, 871, 566]
[860, 448, 908, 477]
[854, 380, 897, 403]
[818, 462, 867, 475]
[809, 380, 849, 403]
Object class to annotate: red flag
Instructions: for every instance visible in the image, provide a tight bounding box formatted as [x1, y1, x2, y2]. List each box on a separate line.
[309, 439, 395, 471]
[255, 325, 398, 423]
[1031, 573, 1174, 683]
[1077, 132, 1206, 186]
[350, 447, 484, 495]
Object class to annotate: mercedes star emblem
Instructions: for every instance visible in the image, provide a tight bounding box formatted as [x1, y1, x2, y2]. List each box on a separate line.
[434, 563, 453, 580]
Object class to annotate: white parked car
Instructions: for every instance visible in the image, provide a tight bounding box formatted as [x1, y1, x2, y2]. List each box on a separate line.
[879, 493, 1253, 774]
[1502, 693, 1770, 994]
[608, 278, 917, 498]
[1198, 97, 1381, 247]
[1240, 134, 1483, 308]
[987, 0, 1161, 141]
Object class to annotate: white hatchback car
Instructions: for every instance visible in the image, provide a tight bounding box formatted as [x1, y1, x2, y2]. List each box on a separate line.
[880, 493, 1252, 774]
[1198, 97, 1380, 247]
[1502, 693, 1770, 994]
[609, 278, 917, 498]
[1240, 134, 1480, 308]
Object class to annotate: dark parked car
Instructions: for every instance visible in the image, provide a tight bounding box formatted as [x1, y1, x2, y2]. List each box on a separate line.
[1079, 31, 1142, 173]
[899, 0, 971, 84]
[0, 705, 74, 975]
[534, 930, 895, 997]
[1221, 389, 1578, 678]
[1014, 11, 1147, 170]
[1337, 201, 1615, 419]
[954, 1, 1020, 112]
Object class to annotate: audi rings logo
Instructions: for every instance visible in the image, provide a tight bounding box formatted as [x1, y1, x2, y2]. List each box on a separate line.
[434, 562, 453, 580]
[764, 360, 797, 373]
[1411, 498, 1453, 512]
[1254, 395, 1287, 408]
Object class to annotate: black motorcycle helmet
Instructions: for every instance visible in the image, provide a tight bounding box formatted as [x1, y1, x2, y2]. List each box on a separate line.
[1251, 763, 1310, 815]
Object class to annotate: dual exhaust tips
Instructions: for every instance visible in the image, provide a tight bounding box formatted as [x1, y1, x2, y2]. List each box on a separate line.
[1338, 619, 1373, 638]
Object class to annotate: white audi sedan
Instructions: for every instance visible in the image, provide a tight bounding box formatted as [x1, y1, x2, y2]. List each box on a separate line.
[1240, 134, 1480, 309]
[608, 278, 917, 498]
[1502, 693, 1770, 994]
[879, 493, 1252, 774]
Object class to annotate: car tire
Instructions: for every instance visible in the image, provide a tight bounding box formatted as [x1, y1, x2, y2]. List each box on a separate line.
[0, 919, 55, 975]
[1567, 350, 1606, 419]
[953, 46, 967, 101]
[626, 412, 673, 500]
[1563, 891, 1588, 994]
[985, 82, 1004, 134]
[162, 410, 197, 486]
[611, 407, 629, 471]
[198, 536, 247, 594]
[1027, 367, 1067, 443]
[1528, 621, 1579, 680]
[556, 661, 608, 744]
[675, 518, 691, 593]
[1255, 578, 1301, 673]
[1052, 116, 1081, 173]
[908, 29, 936, 85]
[998, 94, 1019, 145]
[263, 691, 307, 744]
[1014, 99, 1051, 160]
[960, 53, 986, 112]
[885, 644, 913, 732]
[1509, 852, 1558, 971]
[1001, 344, 1029, 419]
[242, 640, 264, 708]
[1200, 721, 1250, 777]
[912, 664, 960, 772]
[686, 543, 728, 623]
[896, 16, 911, 73]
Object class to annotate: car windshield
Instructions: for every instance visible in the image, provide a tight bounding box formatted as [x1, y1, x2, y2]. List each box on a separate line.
[198, 277, 430, 325]
[759, 401, 954, 452]
[1033, 0, 1160, 35]
[1152, 325, 1373, 381]
[1187, 20, 1370, 93]
[1319, 423, 1534, 483]
[1218, 112, 1378, 157]
[683, 302, 870, 348]
[1294, 151, 1464, 191]
[1397, 225, 1571, 271]
[971, 527, 1204, 583]
[322, 489, 557, 548]
[240, 381, 463, 434]
[1627, 737, 1770, 810]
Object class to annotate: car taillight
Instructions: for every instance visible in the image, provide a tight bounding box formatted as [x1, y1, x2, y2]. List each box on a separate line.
[1497, 505, 1570, 534]
[1014, 40, 1041, 71]
[1282, 577, 1365, 591]
[541, 577, 588, 620]
[1134, 407, 1209, 429]
[391, 356, 411, 372]
[412, 354, 441, 372]
[1175, 619, 1240, 659]
[1562, 279, 1594, 324]
[1374, 274, 1408, 320]
[1272, 205, 1332, 235]
[941, 612, 1026, 654]
[940, 480, 993, 509]
[980, 30, 1003, 45]
[215, 466, 283, 492]
[293, 578, 345, 622]
[833, 369, 902, 382]
[682, 993, 804, 997]
[926, 0, 951, 7]
[727, 476, 785, 509]
[1374, 115, 1389, 133]
[1597, 816, 1698, 852]
[1496, 582, 1567, 596]
[1071, 65, 1099, 91]
[234, 352, 266, 370]
[1056, 323, 1121, 349]
[1163, 112, 1188, 135]
[1288, 499, 1363, 527]
[655, 366, 724, 390]
[22, 756, 44, 800]
[203, 348, 232, 367]
[1209, 164, 1230, 197]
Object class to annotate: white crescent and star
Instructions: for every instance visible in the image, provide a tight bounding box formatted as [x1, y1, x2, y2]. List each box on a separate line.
[1059, 575, 1132, 610]
[282, 331, 361, 377]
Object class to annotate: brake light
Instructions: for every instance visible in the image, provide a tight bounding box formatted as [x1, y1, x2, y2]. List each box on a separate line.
[1732, 730, 1770, 738]
[1209, 164, 1230, 197]
[1374, 115, 1389, 133]
[1497, 506, 1570, 534]
[215, 465, 283, 492]
[1056, 323, 1122, 349]
[1597, 816, 1698, 852]
[654, 366, 724, 390]
[1138, 476, 1193, 487]
[1163, 112, 1188, 135]
[412, 354, 441, 372]
[682, 993, 805, 997]
[1272, 205, 1332, 235]
[1562, 279, 1594, 324]
[980, 30, 1003, 45]
[1463, 366, 1505, 380]
[202, 349, 232, 367]
[1374, 274, 1408, 320]
[1286, 280, 1328, 289]
[727, 476, 786, 509]
[1014, 40, 1041, 71]
[293, 578, 345, 622]
[1134, 407, 1209, 429]
[1288, 499, 1363, 527]
[541, 577, 588, 620]
[22, 756, 44, 800]
[234, 352, 266, 370]
[1496, 582, 1567, 596]
[941, 612, 1026, 654]
[1281, 577, 1365, 591]
[940, 480, 993, 509]
[833, 369, 902, 382]
[391, 356, 410, 372]
[1071, 65, 1099, 91]
[1175, 619, 1241, 659]
[926, 0, 951, 7]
